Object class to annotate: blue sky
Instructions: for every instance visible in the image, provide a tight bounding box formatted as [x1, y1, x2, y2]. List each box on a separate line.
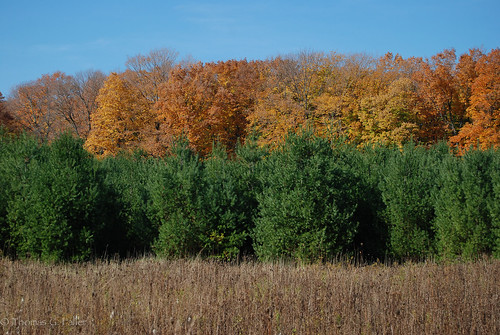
[1, 0, 498, 96]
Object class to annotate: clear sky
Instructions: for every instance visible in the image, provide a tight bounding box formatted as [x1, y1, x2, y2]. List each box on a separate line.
[1, 0, 498, 96]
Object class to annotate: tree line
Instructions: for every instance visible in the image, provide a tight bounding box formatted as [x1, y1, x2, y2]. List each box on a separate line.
[0, 47, 499, 262]
[0, 130, 498, 262]
[1, 47, 499, 155]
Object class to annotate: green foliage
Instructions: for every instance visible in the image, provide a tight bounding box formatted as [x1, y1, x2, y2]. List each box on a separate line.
[151, 139, 265, 260]
[379, 142, 447, 259]
[97, 151, 158, 256]
[339, 143, 393, 259]
[3, 133, 102, 261]
[253, 132, 359, 262]
[490, 153, 500, 258]
[434, 149, 496, 259]
[200, 142, 263, 259]
[1, 131, 498, 262]
[150, 139, 204, 257]
[0, 133, 39, 253]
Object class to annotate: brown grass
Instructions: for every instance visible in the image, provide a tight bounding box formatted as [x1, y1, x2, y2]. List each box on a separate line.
[0, 257, 498, 334]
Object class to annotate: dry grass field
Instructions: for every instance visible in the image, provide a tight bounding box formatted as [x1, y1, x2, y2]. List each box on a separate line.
[0, 257, 498, 334]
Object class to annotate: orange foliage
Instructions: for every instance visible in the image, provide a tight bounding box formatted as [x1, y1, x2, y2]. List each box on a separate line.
[5, 48, 500, 154]
[248, 57, 310, 147]
[249, 52, 368, 145]
[412, 49, 467, 143]
[7, 71, 105, 140]
[451, 49, 500, 149]
[9, 72, 70, 141]
[156, 60, 262, 156]
[313, 53, 380, 142]
[0, 91, 16, 133]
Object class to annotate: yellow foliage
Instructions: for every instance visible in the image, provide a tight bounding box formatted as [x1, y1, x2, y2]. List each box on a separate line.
[84, 73, 154, 156]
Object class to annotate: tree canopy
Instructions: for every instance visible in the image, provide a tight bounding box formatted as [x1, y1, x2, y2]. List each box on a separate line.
[4, 47, 500, 155]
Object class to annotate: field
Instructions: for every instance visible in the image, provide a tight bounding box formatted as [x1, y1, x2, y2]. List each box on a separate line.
[0, 257, 498, 334]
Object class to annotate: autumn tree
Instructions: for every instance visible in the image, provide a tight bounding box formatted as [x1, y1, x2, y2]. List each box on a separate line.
[340, 53, 428, 144]
[455, 49, 484, 111]
[124, 48, 179, 104]
[121, 48, 181, 154]
[248, 51, 337, 146]
[0, 91, 16, 133]
[273, 50, 328, 113]
[49, 72, 86, 137]
[70, 70, 106, 138]
[312, 52, 380, 142]
[8, 71, 103, 140]
[412, 49, 468, 143]
[351, 53, 424, 145]
[248, 58, 308, 146]
[451, 49, 500, 149]
[358, 77, 419, 145]
[6, 47, 499, 151]
[84, 73, 153, 156]
[9, 73, 65, 141]
[156, 60, 262, 156]
[249, 52, 421, 146]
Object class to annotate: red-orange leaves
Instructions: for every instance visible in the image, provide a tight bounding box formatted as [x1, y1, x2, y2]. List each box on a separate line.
[451, 49, 500, 149]
[412, 49, 467, 143]
[156, 60, 262, 156]
[0, 91, 16, 133]
[10, 73, 71, 140]
[8, 71, 105, 141]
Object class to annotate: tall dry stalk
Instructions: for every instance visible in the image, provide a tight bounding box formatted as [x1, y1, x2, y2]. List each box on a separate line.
[0, 257, 498, 334]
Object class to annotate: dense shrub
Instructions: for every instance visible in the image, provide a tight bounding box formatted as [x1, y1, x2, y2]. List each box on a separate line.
[0, 132, 41, 254]
[434, 149, 497, 258]
[150, 140, 205, 257]
[490, 153, 500, 258]
[152, 140, 264, 259]
[97, 152, 158, 256]
[253, 132, 359, 261]
[200, 142, 264, 258]
[1, 131, 499, 262]
[337, 143, 392, 259]
[3, 133, 103, 261]
[379, 143, 447, 259]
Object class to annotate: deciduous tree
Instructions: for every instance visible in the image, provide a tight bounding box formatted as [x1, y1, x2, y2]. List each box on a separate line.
[248, 51, 334, 146]
[9, 74, 63, 141]
[156, 60, 262, 156]
[70, 70, 106, 138]
[125, 48, 179, 104]
[8, 71, 102, 140]
[413, 49, 467, 143]
[358, 77, 419, 145]
[451, 49, 500, 149]
[85, 73, 153, 156]
[0, 92, 16, 133]
[312, 53, 378, 142]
